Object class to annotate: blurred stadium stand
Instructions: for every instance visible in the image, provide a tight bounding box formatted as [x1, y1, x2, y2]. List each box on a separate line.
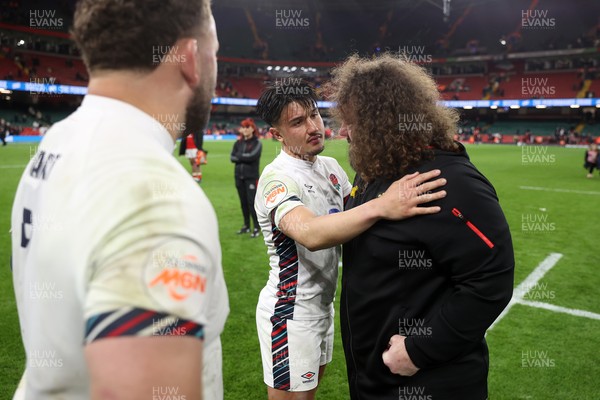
[0, 0, 599, 143]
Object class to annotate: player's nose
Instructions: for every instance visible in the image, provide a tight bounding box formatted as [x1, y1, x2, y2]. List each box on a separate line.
[306, 118, 320, 135]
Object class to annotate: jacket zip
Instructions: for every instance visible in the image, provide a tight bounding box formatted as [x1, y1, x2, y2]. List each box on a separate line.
[451, 208, 495, 249]
[343, 285, 362, 400]
[240, 141, 246, 178]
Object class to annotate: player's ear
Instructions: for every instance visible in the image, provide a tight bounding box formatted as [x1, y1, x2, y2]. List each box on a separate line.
[270, 127, 284, 143]
[179, 38, 200, 89]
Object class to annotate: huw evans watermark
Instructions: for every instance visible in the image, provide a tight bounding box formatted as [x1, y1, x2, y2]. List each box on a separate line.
[30, 10, 63, 29]
[399, 46, 432, 63]
[521, 77, 556, 98]
[521, 9, 555, 29]
[275, 9, 310, 29]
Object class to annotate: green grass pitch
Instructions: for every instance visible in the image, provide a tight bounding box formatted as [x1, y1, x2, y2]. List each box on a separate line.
[1, 139, 598, 399]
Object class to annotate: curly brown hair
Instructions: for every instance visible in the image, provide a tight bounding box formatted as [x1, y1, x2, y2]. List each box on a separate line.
[72, 0, 211, 74]
[327, 53, 460, 182]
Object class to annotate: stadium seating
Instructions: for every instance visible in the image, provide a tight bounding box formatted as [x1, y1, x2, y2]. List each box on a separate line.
[488, 121, 573, 136]
[225, 77, 264, 98]
[0, 56, 17, 79]
[0, 52, 87, 85]
[438, 75, 490, 100]
[30, 54, 87, 85]
[492, 71, 580, 99]
[211, 0, 598, 61]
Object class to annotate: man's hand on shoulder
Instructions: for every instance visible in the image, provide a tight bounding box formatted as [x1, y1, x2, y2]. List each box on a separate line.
[374, 170, 446, 220]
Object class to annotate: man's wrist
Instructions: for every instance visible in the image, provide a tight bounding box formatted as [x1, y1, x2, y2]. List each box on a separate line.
[404, 336, 425, 369]
[365, 197, 385, 220]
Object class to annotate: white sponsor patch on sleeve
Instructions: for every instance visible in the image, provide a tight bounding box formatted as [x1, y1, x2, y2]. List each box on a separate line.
[263, 180, 288, 209]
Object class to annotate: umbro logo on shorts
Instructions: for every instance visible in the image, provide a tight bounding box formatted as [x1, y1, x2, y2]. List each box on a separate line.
[301, 371, 315, 381]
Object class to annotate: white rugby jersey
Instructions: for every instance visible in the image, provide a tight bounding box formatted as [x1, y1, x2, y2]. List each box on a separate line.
[255, 150, 352, 321]
[11, 95, 229, 399]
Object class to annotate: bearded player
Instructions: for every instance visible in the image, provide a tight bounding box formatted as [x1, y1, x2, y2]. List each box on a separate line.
[10, 1, 228, 399]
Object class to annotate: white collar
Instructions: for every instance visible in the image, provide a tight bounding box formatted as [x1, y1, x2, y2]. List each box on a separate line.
[80, 95, 174, 153]
[278, 148, 319, 170]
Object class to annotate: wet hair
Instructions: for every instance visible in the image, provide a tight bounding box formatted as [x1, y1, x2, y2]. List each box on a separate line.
[240, 117, 259, 136]
[256, 80, 319, 126]
[72, 0, 211, 73]
[327, 53, 459, 182]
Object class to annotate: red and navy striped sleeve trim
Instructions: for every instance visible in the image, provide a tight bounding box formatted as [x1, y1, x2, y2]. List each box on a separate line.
[85, 307, 204, 344]
[268, 195, 302, 224]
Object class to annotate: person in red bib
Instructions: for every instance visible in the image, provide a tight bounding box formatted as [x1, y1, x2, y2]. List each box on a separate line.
[179, 133, 207, 183]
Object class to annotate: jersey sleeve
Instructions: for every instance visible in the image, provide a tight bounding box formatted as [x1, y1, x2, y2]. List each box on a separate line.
[256, 169, 304, 228]
[84, 238, 212, 344]
[83, 171, 223, 344]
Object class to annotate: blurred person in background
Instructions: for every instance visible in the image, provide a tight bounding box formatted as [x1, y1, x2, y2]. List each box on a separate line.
[584, 142, 598, 178]
[0, 118, 7, 146]
[179, 132, 208, 183]
[230, 118, 262, 237]
[583, 143, 600, 178]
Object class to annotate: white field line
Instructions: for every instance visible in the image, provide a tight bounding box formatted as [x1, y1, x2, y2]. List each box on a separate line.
[519, 300, 600, 320]
[519, 186, 600, 196]
[0, 164, 27, 169]
[488, 253, 563, 331]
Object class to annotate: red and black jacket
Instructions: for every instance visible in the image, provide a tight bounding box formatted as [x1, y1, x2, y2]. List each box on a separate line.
[341, 143, 514, 400]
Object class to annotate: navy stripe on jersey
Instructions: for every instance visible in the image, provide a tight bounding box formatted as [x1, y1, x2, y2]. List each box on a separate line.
[269, 196, 302, 224]
[85, 307, 204, 344]
[269, 224, 299, 391]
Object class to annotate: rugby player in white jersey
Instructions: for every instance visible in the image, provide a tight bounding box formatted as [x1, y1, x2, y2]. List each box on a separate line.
[254, 81, 447, 400]
[10, 1, 228, 399]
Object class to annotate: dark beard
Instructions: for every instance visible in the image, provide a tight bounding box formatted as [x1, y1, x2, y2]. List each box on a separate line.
[184, 82, 213, 148]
